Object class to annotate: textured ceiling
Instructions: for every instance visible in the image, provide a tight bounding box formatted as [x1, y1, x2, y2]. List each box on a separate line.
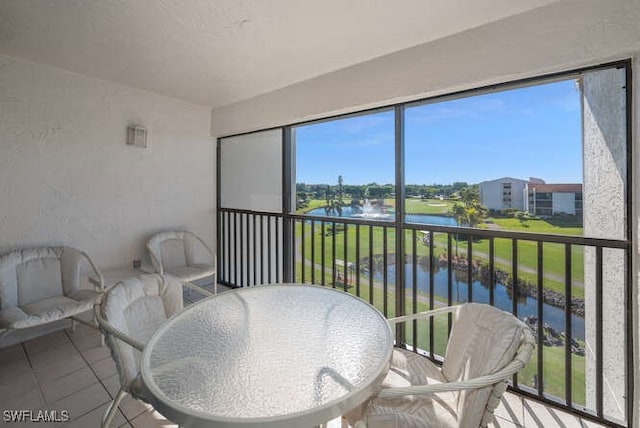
[0, 0, 559, 108]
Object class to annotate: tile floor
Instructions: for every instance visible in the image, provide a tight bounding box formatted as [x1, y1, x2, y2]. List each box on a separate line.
[0, 283, 608, 428]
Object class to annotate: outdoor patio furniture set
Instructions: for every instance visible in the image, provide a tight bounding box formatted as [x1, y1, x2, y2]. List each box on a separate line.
[0, 230, 215, 348]
[0, 230, 533, 427]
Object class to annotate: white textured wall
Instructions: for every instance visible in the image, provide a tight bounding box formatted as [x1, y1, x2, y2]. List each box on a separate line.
[0, 55, 214, 269]
[582, 67, 627, 421]
[210, 0, 640, 137]
[220, 130, 282, 212]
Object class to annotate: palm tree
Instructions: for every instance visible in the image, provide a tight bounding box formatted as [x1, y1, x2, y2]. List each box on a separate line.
[449, 194, 487, 255]
[450, 203, 466, 255]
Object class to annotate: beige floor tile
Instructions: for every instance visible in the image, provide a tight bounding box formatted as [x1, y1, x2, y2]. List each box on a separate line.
[489, 416, 523, 428]
[118, 394, 153, 420]
[65, 323, 99, 340]
[0, 410, 52, 428]
[0, 343, 27, 365]
[495, 391, 525, 425]
[0, 372, 39, 404]
[0, 356, 33, 384]
[69, 331, 103, 352]
[81, 344, 112, 364]
[48, 382, 110, 423]
[23, 331, 71, 355]
[40, 366, 98, 404]
[92, 357, 118, 379]
[33, 353, 88, 384]
[2, 389, 45, 411]
[523, 398, 584, 427]
[60, 401, 128, 428]
[129, 409, 178, 428]
[29, 342, 80, 370]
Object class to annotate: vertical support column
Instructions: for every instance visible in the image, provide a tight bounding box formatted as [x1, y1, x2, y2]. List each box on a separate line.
[394, 105, 406, 343]
[216, 138, 222, 285]
[623, 62, 634, 426]
[582, 65, 628, 421]
[282, 127, 293, 282]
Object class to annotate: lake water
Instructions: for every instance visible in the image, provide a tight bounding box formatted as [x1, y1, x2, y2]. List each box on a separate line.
[306, 207, 457, 226]
[371, 263, 585, 339]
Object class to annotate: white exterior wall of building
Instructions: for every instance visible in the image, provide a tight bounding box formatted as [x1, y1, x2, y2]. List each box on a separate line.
[479, 178, 528, 212]
[551, 192, 576, 215]
[0, 55, 215, 269]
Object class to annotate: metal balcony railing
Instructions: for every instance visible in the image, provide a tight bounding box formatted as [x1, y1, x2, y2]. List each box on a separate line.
[217, 206, 632, 427]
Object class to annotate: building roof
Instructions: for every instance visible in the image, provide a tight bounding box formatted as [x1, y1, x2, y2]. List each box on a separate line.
[479, 177, 528, 185]
[529, 183, 582, 193]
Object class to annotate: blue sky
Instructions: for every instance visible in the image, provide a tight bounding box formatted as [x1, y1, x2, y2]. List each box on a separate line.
[294, 79, 582, 185]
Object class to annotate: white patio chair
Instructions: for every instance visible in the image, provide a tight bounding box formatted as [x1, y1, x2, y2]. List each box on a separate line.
[94, 274, 183, 427]
[349, 303, 535, 428]
[147, 230, 216, 296]
[0, 246, 104, 347]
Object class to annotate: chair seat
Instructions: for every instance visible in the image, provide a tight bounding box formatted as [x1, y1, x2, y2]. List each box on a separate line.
[347, 348, 458, 428]
[0, 291, 99, 330]
[166, 264, 215, 283]
[367, 349, 458, 428]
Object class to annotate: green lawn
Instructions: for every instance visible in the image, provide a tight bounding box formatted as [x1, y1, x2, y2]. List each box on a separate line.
[403, 198, 454, 215]
[488, 217, 583, 236]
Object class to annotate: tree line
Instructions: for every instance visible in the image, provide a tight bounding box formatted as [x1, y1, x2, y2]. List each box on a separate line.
[296, 181, 472, 202]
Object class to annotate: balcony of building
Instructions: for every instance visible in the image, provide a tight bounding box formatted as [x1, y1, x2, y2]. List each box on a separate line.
[1, 1, 639, 427]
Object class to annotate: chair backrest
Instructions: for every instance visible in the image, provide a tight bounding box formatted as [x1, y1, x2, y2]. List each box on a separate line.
[99, 274, 183, 390]
[147, 231, 211, 274]
[441, 304, 530, 427]
[0, 246, 87, 309]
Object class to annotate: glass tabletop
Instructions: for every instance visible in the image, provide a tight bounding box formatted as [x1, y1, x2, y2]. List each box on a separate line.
[141, 284, 393, 428]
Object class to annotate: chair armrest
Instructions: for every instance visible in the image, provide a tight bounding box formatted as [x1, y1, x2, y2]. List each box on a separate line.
[377, 358, 525, 398]
[94, 297, 144, 351]
[80, 250, 104, 291]
[387, 305, 460, 326]
[377, 329, 535, 398]
[193, 234, 216, 267]
[351, 356, 530, 428]
[147, 250, 164, 275]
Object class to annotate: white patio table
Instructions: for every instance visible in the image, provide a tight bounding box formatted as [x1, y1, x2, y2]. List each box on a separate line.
[141, 283, 393, 428]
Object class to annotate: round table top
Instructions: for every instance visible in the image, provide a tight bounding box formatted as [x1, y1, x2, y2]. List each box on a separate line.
[141, 283, 393, 428]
